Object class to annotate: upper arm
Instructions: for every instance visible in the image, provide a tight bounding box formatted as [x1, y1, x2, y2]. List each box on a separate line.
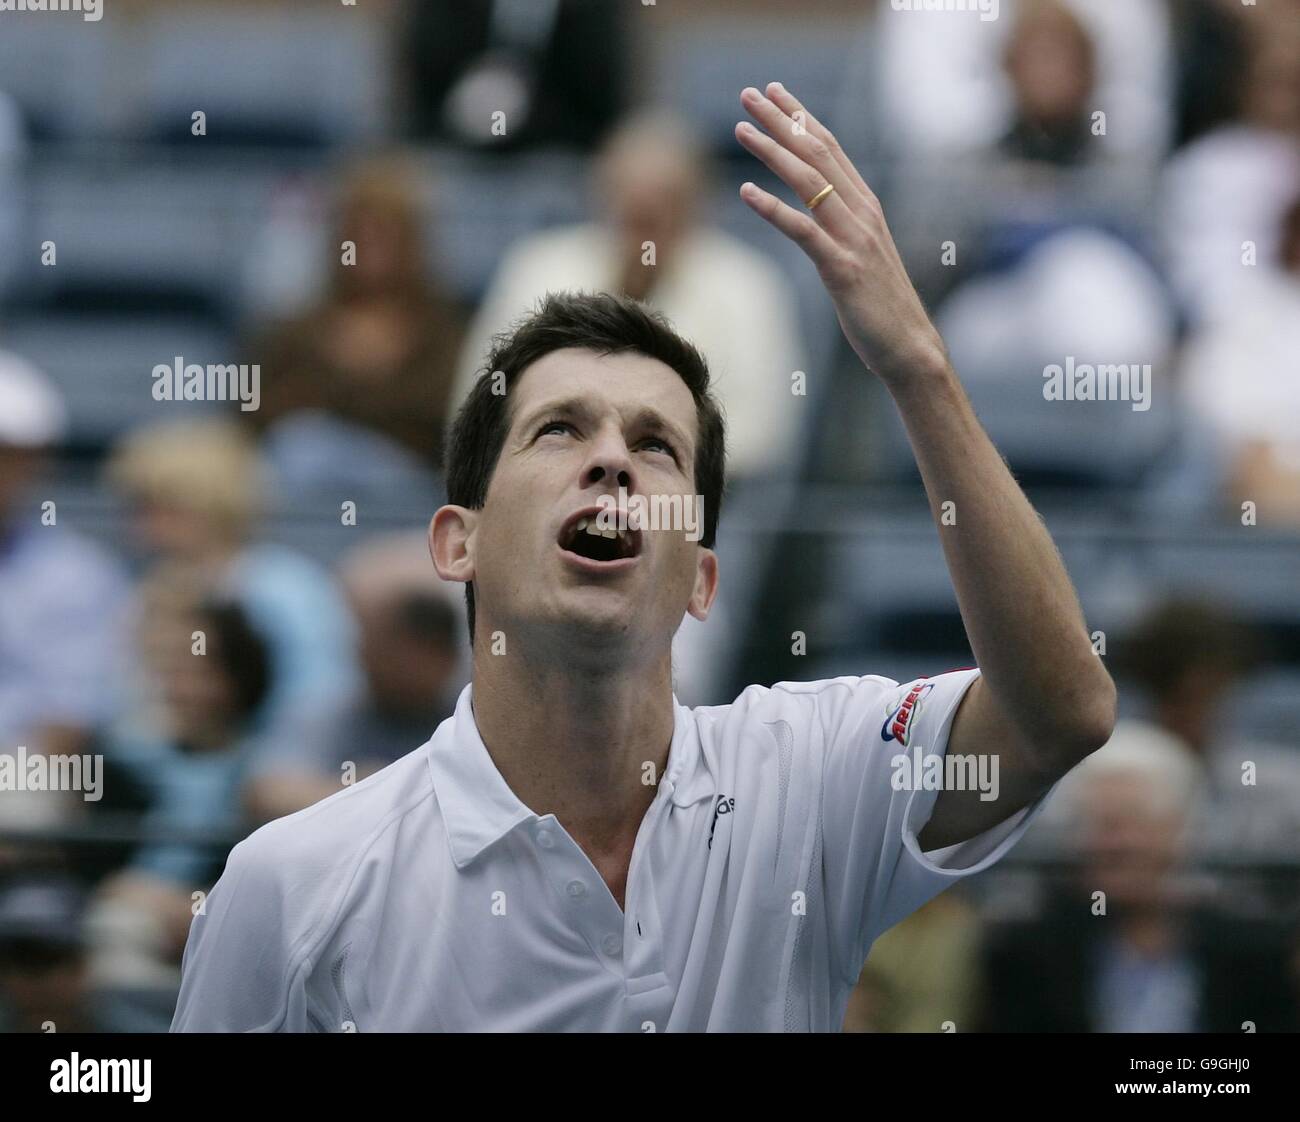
[171, 840, 307, 1032]
[918, 676, 1062, 851]
[814, 668, 1059, 975]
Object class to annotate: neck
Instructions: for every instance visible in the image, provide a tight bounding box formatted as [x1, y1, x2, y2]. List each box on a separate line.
[469, 634, 676, 856]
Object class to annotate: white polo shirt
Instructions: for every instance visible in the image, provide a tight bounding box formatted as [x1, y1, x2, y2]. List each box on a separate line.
[171, 667, 1052, 1032]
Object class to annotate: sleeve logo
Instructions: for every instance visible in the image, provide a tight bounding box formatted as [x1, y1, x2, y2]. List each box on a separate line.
[880, 681, 934, 746]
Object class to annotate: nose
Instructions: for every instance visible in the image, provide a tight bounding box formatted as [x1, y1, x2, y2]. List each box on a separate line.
[581, 423, 634, 493]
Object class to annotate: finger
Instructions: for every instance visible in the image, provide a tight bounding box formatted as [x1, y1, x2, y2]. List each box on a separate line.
[738, 180, 839, 265]
[740, 86, 864, 210]
[734, 120, 857, 240]
[762, 81, 876, 203]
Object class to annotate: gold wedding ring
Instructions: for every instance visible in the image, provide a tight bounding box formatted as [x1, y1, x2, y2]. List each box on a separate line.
[804, 183, 835, 211]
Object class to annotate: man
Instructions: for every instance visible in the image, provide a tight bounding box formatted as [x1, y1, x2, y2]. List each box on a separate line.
[980, 725, 1298, 1032]
[447, 109, 807, 481]
[172, 84, 1115, 1032]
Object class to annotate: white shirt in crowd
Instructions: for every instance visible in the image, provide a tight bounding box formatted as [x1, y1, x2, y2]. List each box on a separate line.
[447, 222, 807, 481]
[171, 667, 1052, 1032]
[1181, 266, 1300, 474]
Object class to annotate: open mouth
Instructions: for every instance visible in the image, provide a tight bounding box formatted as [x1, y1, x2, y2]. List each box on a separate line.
[558, 510, 641, 566]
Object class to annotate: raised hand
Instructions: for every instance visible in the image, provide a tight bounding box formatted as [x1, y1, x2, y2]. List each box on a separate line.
[735, 82, 947, 385]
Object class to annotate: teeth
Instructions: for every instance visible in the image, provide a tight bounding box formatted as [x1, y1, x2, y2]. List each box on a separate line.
[568, 515, 635, 552]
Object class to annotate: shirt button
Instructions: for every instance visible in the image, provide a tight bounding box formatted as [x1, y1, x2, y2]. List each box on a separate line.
[565, 879, 587, 898]
[602, 933, 623, 956]
[535, 829, 555, 849]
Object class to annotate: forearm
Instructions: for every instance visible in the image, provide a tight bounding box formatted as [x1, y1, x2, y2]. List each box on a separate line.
[884, 355, 1116, 761]
[729, 79, 1113, 762]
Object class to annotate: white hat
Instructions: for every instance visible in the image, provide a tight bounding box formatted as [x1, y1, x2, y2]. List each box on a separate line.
[0, 350, 68, 448]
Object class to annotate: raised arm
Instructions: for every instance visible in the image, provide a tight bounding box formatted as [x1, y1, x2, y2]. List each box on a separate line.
[735, 82, 1116, 849]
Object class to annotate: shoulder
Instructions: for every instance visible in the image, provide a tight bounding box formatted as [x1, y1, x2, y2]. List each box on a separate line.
[218, 744, 436, 939]
[688, 675, 902, 753]
[713, 675, 901, 720]
[690, 671, 977, 763]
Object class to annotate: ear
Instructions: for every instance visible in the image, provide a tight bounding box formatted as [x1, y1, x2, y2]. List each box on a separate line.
[429, 506, 477, 584]
[685, 547, 719, 622]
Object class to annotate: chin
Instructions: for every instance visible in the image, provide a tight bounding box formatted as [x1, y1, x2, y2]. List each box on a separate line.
[535, 591, 649, 652]
[566, 600, 639, 641]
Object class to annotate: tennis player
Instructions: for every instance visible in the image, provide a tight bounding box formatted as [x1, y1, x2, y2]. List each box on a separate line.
[171, 84, 1115, 1032]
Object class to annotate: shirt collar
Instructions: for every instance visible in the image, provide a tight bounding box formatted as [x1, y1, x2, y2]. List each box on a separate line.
[424, 682, 712, 869]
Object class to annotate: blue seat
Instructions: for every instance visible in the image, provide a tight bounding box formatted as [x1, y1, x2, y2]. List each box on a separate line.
[136, 10, 389, 147]
[0, 14, 114, 140]
[2, 313, 234, 446]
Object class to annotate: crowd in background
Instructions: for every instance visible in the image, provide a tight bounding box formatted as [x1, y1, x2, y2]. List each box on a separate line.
[0, 0, 1297, 1032]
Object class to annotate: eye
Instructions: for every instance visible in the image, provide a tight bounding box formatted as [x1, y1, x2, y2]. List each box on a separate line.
[537, 419, 573, 438]
[640, 436, 677, 460]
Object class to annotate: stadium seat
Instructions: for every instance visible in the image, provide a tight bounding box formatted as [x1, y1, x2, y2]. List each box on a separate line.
[0, 313, 234, 448]
[135, 10, 390, 147]
[0, 14, 115, 141]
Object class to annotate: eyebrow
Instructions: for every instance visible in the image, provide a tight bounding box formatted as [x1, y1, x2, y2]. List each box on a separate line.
[515, 397, 696, 463]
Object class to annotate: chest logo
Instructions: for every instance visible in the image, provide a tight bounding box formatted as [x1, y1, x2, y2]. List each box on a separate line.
[707, 795, 735, 849]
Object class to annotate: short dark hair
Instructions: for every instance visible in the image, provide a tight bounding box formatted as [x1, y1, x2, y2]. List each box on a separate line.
[195, 599, 272, 721]
[443, 290, 727, 642]
[1115, 598, 1260, 701]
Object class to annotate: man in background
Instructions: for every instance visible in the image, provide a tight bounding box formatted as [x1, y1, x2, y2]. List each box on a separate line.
[449, 110, 808, 482]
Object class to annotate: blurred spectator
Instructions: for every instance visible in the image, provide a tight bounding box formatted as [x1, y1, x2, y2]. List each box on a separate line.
[104, 418, 358, 730]
[843, 892, 983, 1033]
[1115, 601, 1300, 863]
[449, 110, 808, 480]
[1179, 193, 1300, 525]
[0, 876, 111, 1033]
[848, 0, 1172, 162]
[999, 0, 1098, 167]
[863, 0, 1168, 312]
[1026, 600, 1300, 901]
[1169, 0, 1255, 147]
[84, 589, 272, 1000]
[243, 156, 467, 479]
[916, 227, 1177, 486]
[245, 533, 465, 824]
[1162, 7, 1300, 324]
[96, 586, 271, 888]
[403, 0, 628, 151]
[0, 353, 129, 837]
[980, 723, 1298, 1032]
